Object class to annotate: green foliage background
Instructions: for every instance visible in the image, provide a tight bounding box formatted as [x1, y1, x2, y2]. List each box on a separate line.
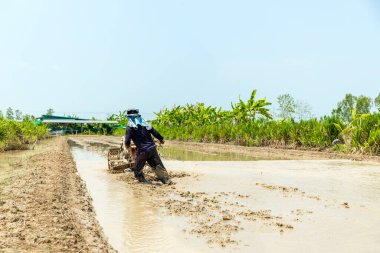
[149, 90, 380, 155]
[109, 90, 380, 155]
[0, 118, 48, 151]
[153, 111, 380, 155]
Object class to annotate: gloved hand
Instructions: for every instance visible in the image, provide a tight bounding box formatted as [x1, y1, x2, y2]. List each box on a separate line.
[160, 140, 165, 144]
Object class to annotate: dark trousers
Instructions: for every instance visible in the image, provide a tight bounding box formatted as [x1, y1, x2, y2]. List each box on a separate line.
[134, 147, 164, 178]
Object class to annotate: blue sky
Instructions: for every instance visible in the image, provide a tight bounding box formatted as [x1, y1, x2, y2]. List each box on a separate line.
[0, 0, 379, 119]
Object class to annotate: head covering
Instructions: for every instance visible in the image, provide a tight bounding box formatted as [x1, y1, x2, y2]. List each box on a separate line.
[126, 109, 152, 130]
[126, 108, 140, 117]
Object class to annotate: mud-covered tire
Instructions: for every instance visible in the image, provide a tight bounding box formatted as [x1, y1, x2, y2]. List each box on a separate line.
[153, 165, 170, 184]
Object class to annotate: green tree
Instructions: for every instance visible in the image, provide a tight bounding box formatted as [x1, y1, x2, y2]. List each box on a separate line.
[108, 110, 128, 125]
[356, 95, 372, 114]
[6, 107, 14, 120]
[231, 89, 272, 122]
[333, 94, 373, 122]
[22, 114, 34, 121]
[277, 94, 296, 119]
[46, 108, 55, 116]
[0, 110, 3, 118]
[15, 109, 22, 121]
[332, 94, 357, 122]
[374, 92, 380, 112]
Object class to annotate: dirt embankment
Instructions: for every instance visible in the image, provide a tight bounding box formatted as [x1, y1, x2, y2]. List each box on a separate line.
[0, 137, 115, 253]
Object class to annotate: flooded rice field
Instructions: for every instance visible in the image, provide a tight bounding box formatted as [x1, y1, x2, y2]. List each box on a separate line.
[68, 136, 380, 253]
[159, 146, 262, 161]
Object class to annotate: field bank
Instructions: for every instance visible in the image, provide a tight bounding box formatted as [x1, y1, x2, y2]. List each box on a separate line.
[0, 137, 115, 252]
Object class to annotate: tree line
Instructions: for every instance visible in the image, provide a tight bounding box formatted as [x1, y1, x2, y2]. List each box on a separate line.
[150, 90, 380, 155]
[2, 90, 379, 154]
[0, 110, 48, 151]
[277, 93, 380, 122]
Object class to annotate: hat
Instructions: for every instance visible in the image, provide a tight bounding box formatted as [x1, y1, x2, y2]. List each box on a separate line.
[126, 108, 140, 117]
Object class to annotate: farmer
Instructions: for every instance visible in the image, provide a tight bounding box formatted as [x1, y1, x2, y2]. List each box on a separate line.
[124, 109, 171, 184]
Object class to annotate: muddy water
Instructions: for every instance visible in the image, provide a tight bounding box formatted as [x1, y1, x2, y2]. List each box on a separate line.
[70, 147, 209, 253]
[159, 146, 260, 161]
[71, 143, 380, 253]
[167, 160, 380, 253]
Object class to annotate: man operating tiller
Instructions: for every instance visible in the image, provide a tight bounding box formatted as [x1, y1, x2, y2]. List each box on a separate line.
[124, 109, 171, 184]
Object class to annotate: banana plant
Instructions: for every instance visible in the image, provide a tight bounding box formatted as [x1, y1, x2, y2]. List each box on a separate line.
[334, 109, 371, 150]
[231, 89, 272, 123]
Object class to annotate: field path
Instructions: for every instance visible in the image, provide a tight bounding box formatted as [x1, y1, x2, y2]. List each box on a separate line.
[0, 137, 115, 252]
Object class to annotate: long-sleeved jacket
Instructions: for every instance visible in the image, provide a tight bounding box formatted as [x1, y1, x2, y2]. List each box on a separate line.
[124, 125, 164, 152]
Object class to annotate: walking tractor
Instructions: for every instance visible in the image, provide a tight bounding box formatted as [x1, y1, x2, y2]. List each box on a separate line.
[107, 137, 170, 183]
[107, 137, 137, 173]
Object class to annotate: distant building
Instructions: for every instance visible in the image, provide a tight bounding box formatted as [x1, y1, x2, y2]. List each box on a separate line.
[34, 115, 118, 135]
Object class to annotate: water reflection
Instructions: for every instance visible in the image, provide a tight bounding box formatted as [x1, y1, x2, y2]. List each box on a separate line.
[159, 146, 259, 161]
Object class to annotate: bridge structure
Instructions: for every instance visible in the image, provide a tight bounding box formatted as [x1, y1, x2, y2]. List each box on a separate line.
[34, 115, 118, 124]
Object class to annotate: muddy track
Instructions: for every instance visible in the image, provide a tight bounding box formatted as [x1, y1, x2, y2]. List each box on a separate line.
[0, 137, 115, 253]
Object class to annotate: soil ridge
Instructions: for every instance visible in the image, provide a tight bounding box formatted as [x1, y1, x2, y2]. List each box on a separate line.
[0, 137, 116, 253]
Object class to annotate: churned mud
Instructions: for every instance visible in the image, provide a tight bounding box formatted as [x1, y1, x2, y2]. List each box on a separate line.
[68, 135, 380, 253]
[0, 137, 115, 252]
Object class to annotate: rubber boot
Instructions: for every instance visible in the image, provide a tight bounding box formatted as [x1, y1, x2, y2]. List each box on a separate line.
[153, 165, 171, 184]
[137, 175, 149, 184]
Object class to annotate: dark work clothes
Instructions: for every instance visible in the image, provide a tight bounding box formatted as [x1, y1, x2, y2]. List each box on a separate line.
[124, 125, 166, 179]
[133, 148, 165, 178]
[124, 125, 164, 152]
